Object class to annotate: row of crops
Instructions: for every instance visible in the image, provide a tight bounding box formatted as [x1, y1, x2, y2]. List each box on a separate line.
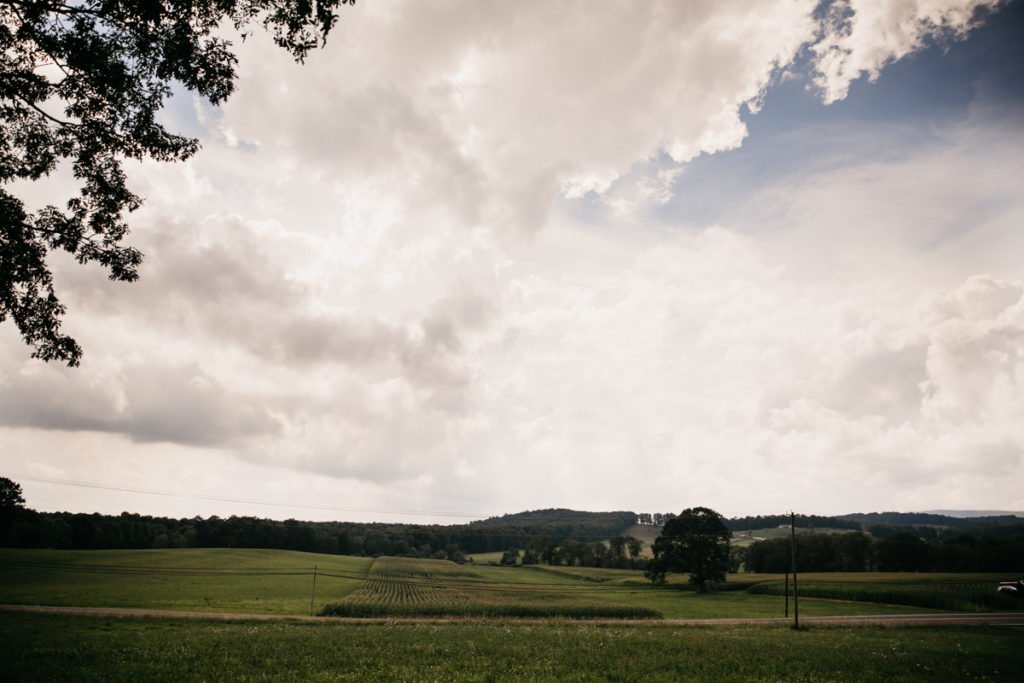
[320, 557, 661, 619]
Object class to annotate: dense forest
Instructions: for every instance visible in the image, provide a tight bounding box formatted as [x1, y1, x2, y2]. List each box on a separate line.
[725, 515, 861, 531]
[0, 505, 640, 561]
[741, 529, 1024, 573]
[835, 511, 1024, 528]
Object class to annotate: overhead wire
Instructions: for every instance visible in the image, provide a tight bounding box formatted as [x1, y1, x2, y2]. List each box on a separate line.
[4, 472, 494, 520]
[4, 472, 645, 544]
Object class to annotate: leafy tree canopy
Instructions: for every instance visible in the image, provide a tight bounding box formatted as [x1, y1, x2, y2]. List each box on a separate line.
[646, 506, 730, 591]
[1, 0, 353, 365]
[0, 476, 26, 510]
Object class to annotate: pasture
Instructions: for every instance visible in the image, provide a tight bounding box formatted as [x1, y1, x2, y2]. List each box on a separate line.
[4, 549, 1023, 680]
[2, 612, 1023, 681]
[4, 548, 1016, 619]
[0, 548, 371, 615]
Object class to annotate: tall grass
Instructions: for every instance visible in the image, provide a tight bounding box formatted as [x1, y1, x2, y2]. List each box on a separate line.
[5, 612, 1024, 682]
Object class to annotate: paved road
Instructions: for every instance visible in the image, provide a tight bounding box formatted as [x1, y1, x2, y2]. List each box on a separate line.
[2, 604, 1023, 627]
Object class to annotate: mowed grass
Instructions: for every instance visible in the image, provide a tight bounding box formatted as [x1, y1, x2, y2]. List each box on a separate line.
[465, 550, 507, 564]
[0, 548, 371, 615]
[3, 611, 1023, 682]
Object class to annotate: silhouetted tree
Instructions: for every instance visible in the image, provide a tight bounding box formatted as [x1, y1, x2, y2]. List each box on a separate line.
[646, 507, 730, 591]
[1, 0, 354, 364]
[0, 477, 25, 510]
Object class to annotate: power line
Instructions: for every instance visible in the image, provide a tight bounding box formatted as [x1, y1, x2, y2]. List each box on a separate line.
[3, 472, 493, 521]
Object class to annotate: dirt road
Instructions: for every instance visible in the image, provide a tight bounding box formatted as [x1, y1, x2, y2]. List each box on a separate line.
[3, 603, 1023, 627]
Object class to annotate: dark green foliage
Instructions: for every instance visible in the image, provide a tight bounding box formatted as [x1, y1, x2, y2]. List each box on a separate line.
[4, 487, 1021, 573]
[841, 511, 1024, 528]
[0, 505, 641, 562]
[1, 0, 353, 364]
[0, 476, 25, 510]
[877, 532, 932, 571]
[744, 532, 875, 573]
[727, 514, 861, 531]
[0, 476, 28, 545]
[471, 509, 637, 536]
[742, 530, 1024, 573]
[646, 507, 731, 591]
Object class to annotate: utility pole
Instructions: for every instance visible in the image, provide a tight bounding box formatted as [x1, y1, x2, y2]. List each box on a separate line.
[790, 512, 799, 629]
[784, 569, 789, 618]
[309, 565, 318, 617]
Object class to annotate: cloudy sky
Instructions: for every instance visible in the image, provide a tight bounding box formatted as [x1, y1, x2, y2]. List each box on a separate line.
[4, 0, 1024, 523]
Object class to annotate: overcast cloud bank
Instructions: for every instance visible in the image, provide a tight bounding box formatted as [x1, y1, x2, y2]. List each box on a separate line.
[3, 0, 1021, 520]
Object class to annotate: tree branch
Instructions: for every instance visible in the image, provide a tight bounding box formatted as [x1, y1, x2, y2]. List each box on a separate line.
[14, 95, 79, 127]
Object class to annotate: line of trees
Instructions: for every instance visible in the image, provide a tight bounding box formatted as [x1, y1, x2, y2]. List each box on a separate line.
[0, 508, 635, 559]
[511, 535, 647, 569]
[0, 484, 645, 559]
[741, 531, 1024, 573]
[725, 515, 861, 532]
[5, 477, 1022, 574]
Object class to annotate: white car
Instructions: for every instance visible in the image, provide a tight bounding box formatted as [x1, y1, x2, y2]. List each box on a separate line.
[996, 580, 1023, 597]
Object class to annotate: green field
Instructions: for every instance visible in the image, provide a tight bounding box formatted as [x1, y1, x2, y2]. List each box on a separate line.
[0, 548, 371, 615]
[743, 572, 1022, 612]
[5, 549, 1016, 619]
[465, 550, 508, 564]
[3, 612, 1022, 682]
[3, 549, 1023, 680]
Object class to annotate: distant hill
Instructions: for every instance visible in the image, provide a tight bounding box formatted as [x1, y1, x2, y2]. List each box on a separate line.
[924, 510, 1024, 519]
[837, 511, 1024, 528]
[726, 515, 861, 532]
[471, 508, 636, 533]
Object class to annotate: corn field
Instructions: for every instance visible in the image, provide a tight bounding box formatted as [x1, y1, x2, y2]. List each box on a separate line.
[320, 557, 661, 618]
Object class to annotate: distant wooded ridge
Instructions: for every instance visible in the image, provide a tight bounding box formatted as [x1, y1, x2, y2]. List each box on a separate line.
[3, 503, 1023, 560]
[475, 508, 1024, 531]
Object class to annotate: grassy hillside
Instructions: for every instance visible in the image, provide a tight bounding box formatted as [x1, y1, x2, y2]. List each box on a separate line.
[621, 523, 659, 543]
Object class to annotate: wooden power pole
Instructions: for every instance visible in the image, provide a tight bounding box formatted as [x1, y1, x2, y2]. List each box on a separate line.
[309, 565, 318, 617]
[784, 569, 789, 618]
[790, 512, 799, 629]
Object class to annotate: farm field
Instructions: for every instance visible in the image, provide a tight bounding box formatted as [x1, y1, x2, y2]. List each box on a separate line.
[465, 550, 507, 564]
[3, 611, 1023, 681]
[4, 549, 1017, 619]
[0, 548, 371, 615]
